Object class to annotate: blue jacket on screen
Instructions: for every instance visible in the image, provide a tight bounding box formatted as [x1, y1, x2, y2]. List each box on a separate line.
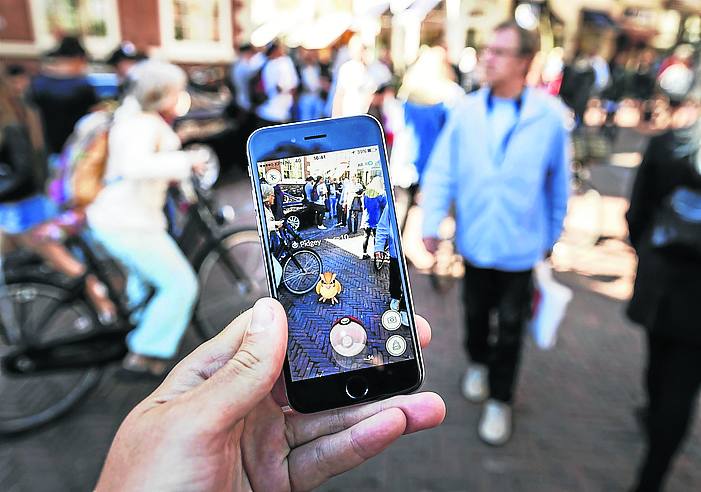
[421, 87, 570, 272]
[375, 206, 397, 258]
[362, 193, 386, 229]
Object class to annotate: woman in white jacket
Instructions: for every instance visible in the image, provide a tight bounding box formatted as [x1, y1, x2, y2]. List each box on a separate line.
[87, 60, 204, 377]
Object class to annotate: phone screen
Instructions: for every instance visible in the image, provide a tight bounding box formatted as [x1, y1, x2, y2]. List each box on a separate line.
[256, 145, 416, 382]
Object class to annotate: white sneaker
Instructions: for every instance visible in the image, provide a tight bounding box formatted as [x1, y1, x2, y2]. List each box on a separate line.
[389, 298, 400, 311]
[317, 225, 327, 230]
[461, 363, 488, 403]
[478, 400, 512, 446]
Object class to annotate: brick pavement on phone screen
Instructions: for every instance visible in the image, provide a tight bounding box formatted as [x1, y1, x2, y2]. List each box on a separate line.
[280, 216, 414, 381]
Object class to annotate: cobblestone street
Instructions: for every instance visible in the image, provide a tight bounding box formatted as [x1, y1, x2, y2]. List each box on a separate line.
[3, 131, 701, 491]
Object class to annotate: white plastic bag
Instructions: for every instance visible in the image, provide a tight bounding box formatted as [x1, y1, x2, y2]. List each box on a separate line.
[529, 262, 573, 350]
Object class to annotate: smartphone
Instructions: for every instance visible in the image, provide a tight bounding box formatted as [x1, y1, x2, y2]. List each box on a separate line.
[247, 115, 424, 413]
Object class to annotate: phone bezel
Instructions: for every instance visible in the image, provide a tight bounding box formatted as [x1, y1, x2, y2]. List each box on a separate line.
[247, 115, 424, 413]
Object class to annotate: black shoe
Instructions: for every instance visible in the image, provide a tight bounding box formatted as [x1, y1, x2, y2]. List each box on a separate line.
[362, 254, 370, 260]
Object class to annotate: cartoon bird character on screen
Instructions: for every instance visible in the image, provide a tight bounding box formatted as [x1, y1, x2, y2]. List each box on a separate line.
[316, 272, 342, 304]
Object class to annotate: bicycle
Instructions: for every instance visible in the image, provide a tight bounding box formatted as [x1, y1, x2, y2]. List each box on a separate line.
[373, 247, 390, 272]
[272, 220, 323, 295]
[0, 164, 267, 434]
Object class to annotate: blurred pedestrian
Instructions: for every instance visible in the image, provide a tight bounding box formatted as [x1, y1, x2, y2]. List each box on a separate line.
[5, 64, 31, 97]
[375, 206, 405, 318]
[559, 51, 597, 128]
[328, 178, 338, 220]
[106, 41, 146, 99]
[313, 175, 327, 229]
[303, 175, 323, 228]
[422, 21, 570, 446]
[27, 36, 98, 156]
[272, 182, 285, 221]
[626, 66, 701, 492]
[231, 43, 264, 116]
[0, 68, 115, 322]
[337, 176, 354, 227]
[87, 60, 206, 377]
[296, 48, 325, 121]
[331, 35, 377, 117]
[395, 46, 464, 200]
[255, 41, 299, 127]
[361, 176, 386, 260]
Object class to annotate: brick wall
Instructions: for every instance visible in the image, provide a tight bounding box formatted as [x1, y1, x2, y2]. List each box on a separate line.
[0, 0, 34, 42]
[117, 0, 160, 51]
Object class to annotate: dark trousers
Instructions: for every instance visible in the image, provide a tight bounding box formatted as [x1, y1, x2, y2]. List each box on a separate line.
[633, 334, 701, 492]
[310, 204, 325, 226]
[348, 211, 360, 233]
[388, 257, 406, 310]
[462, 263, 532, 403]
[337, 203, 346, 226]
[363, 227, 376, 253]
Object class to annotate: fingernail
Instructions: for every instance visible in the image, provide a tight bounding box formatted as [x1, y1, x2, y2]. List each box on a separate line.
[248, 301, 274, 334]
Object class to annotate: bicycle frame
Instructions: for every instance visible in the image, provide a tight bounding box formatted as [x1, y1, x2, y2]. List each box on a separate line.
[2, 182, 255, 375]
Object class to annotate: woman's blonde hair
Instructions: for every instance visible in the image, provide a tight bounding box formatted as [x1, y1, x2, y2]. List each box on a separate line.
[127, 59, 187, 112]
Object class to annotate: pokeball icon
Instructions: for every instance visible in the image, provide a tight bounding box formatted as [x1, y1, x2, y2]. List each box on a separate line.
[330, 317, 367, 357]
[386, 335, 407, 356]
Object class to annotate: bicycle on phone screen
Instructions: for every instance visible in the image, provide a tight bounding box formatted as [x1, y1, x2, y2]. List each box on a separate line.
[272, 220, 323, 295]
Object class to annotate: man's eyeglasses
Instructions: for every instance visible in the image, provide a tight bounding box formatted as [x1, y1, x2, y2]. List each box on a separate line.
[480, 46, 523, 58]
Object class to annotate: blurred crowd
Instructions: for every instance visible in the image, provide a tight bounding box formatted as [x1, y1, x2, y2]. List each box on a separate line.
[2, 20, 701, 492]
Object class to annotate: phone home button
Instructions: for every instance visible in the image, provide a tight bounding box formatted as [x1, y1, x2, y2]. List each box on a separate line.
[345, 376, 369, 400]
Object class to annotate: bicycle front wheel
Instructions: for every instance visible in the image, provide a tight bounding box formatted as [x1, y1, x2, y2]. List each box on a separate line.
[282, 249, 322, 295]
[0, 282, 102, 435]
[194, 228, 268, 340]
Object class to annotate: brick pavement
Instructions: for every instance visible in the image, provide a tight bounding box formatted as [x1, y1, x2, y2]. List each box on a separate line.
[3, 159, 701, 491]
[280, 216, 414, 381]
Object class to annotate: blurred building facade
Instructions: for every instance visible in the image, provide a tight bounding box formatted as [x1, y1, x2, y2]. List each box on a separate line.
[1, 1, 700, 66]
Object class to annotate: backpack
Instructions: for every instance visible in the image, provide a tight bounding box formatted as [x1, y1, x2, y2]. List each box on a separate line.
[350, 195, 363, 212]
[249, 61, 268, 108]
[311, 184, 320, 202]
[49, 108, 114, 209]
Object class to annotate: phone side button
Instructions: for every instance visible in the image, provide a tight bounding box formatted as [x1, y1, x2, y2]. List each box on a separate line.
[345, 376, 369, 400]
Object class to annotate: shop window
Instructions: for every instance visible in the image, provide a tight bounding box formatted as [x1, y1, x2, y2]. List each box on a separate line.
[159, 0, 233, 62]
[173, 0, 220, 42]
[46, 0, 109, 37]
[10, 0, 121, 58]
[282, 159, 304, 181]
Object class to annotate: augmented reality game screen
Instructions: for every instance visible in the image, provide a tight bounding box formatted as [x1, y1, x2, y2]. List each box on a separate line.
[257, 146, 416, 382]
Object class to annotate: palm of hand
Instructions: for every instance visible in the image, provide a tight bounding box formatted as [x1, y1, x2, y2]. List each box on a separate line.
[97, 300, 444, 492]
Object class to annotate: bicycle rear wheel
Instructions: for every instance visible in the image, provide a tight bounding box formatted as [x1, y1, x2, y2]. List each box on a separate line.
[0, 281, 102, 434]
[194, 229, 268, 340]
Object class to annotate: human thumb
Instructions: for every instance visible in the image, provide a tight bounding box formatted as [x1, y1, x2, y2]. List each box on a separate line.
[190, 298, 288, 426]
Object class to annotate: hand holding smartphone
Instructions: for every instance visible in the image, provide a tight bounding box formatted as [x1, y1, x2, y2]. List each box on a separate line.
[247, 115, 424, 413]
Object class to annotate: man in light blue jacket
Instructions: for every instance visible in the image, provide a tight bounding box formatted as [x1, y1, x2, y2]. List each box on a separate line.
[422, 21, 570, 446]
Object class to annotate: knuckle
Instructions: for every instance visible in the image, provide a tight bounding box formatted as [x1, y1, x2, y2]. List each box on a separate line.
[229, 347, 262, 374]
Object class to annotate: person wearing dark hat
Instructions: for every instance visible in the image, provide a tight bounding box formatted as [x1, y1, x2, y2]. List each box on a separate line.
[107, 41, 146, 99]
[27, 36, 98, 156]
[107, 42, 145, 81]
